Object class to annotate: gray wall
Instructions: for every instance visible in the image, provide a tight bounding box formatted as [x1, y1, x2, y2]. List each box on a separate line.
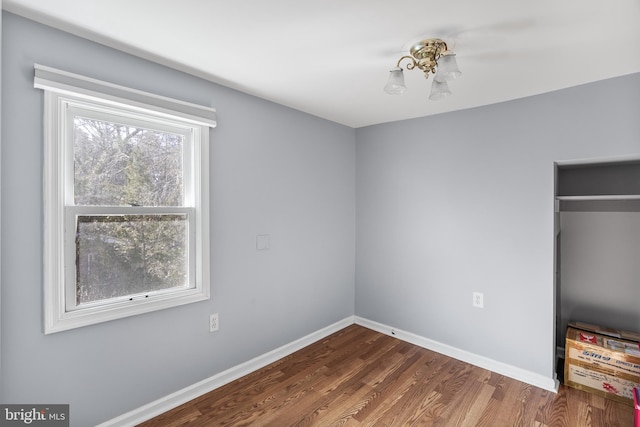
[560, 212, 640, 334]
[1, 12, 355, 426]
[355, 72, 640, 379]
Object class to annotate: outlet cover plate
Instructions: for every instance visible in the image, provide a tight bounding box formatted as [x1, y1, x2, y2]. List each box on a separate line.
[209, 313, 219, 332]
[473, 292, 484, 308]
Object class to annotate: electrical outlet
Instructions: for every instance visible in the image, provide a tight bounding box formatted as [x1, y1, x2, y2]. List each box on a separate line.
[209, 313, 219, 332]
[473, 292, 484, 308]
[256, 234, 270, 251]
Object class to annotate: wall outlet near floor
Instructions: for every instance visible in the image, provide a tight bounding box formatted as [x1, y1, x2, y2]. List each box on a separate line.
[473, 292, 484, 308]
[209, 313, 219, 332]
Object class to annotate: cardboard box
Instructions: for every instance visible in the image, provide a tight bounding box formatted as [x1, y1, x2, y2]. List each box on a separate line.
[569, 321, 640, 343]
[565, 322, 640, 405]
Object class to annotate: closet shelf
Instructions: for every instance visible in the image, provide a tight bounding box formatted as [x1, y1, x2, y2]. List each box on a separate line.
[556, 195, 640, 212]
[556, 195, 640, 201]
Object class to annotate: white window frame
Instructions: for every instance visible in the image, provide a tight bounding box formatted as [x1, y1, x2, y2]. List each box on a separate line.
[35, 65, 215, 334]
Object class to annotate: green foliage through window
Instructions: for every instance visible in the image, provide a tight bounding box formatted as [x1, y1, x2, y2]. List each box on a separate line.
[73, 117, 184, 207]
[76, 214, 188, 305]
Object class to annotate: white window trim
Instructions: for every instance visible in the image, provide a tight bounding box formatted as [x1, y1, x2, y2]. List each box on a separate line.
[36, 65, 214, 334]
[34, 64, 217, 127]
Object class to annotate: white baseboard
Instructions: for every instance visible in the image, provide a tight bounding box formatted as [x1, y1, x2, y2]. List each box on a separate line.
[354, 316, 559, 393]
[100, 315, 558, 426]
[97, 316, 355, 427]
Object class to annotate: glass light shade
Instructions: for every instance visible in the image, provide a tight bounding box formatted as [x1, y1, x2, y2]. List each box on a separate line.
[384, 67, 406, 94]
[434, 52, 461, 82]
[429, 79, 452, 101]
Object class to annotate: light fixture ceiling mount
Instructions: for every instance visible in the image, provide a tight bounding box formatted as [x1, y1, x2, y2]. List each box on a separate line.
[384, 38, 461, 100]
[408, 38, 448, 78]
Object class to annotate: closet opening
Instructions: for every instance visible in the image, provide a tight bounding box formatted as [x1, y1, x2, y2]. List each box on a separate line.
[554, 157, 640, 381]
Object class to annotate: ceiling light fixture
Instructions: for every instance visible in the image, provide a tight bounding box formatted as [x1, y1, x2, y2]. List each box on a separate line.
[384, 38, 461, 100]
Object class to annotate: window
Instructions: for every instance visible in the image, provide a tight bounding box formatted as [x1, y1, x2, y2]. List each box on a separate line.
[35, 65, 215, 333]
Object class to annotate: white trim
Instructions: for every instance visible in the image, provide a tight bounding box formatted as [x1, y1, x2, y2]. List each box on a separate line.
[555, 154, 640, 167]
[96, 316, 355, 427]
[41, 89, 211, 334]
[34, 64, 217, 128]
[556, 195, 640, 201]
[99, 315, 558, 426]
[354, 317, 559, 393]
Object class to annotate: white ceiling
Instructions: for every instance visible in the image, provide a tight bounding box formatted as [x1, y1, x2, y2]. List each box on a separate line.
[4, 0, 640, 128]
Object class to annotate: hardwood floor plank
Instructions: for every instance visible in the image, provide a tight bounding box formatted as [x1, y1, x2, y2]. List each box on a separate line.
[367, 355, 460, 425]
[532, 387, 557, 427]
[602, 396, 634, 427]
[519, 387, 554, 427]
[354, 350, 445, 426]
[455, 382, 496, 427]
[137, 404, 202, 427]
[138, 325, 634, 427]
[438, 375, 492, 427]
[290, 339, 412, 425]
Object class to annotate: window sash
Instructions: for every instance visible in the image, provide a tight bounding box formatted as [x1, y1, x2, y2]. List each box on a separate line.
[64, 206, 197, 311]
[64, 100, 196, 208]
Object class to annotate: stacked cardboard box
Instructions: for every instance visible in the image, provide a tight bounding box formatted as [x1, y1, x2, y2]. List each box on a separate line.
[564, 321, 640, 405]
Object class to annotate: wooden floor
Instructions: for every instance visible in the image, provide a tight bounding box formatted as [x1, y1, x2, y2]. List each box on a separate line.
[139, 325, 634, 426]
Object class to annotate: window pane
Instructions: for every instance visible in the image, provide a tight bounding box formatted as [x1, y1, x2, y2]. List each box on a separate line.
[75, 214, 189, 305]
[73, 116, 185, 206]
